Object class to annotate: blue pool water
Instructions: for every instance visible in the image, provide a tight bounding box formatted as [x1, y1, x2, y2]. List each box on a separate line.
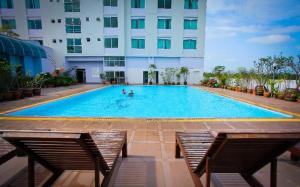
[6, 86, 291, 118]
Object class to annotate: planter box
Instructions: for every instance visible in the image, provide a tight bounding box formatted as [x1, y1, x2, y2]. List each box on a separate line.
[33, 88, 41, 96]
[23, 88, 34, 97]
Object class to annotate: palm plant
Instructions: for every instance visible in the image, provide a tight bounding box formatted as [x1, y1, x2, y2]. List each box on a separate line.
[180, 67, 189, 85]
[148, 64, 157, 84]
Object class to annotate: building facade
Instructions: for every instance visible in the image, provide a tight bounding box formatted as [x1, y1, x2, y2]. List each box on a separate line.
[0, 0, 206, 84]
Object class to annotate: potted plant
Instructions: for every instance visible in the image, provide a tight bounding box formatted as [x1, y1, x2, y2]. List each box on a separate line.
[277, 92, 285, 100]
[176, 72, 181, 85]
[160, 72, 167, 85]
[32, 74, 47, 96]
[100, 73, 107, 84]
[284, 88, 298, 102]
[263, 91, 271, 97]
[21, 75, 34, 97]
[180, 67, 189, 85]
[148, 64, 157, 85]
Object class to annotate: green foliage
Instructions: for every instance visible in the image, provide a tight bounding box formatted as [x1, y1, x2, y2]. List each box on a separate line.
[0, 59, 11, 92]
[148, 64, 157, 83]
[180, 67, 189, 83]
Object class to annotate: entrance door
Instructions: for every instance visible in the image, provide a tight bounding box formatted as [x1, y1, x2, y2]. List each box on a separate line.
[155, 71, 159, 84]
[76, 69, 86, 83]
[143, 71, 148, 84]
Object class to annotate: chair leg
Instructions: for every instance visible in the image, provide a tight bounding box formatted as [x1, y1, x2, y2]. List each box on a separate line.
[28, 155, 35, 187]
[122, 141, 127, 158]
[175, 139, 181, 158]
[95, 159, 100, 187]
[270, 158, 277, 187]
[42, 170, 63, 187]
[206, 157, 211, 187]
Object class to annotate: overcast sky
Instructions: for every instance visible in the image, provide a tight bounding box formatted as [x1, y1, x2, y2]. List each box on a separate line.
[204, 0, 300, 71]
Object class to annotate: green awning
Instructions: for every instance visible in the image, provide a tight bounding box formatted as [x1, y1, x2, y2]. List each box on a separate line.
[0, 34, 46, 58]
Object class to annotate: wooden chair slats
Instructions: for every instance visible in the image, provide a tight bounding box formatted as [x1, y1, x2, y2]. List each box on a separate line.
[175, 131, 300, 187]
[1, 130, 127, 187]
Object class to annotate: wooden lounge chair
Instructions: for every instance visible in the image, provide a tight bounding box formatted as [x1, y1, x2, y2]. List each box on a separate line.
[0, 136, 19, 165]
[175, 131, 300, 187]
[289, 142, 300, 161]
[1, 130, 127, 187]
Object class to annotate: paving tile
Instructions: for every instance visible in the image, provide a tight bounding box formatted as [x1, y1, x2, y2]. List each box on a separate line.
[113, 159, 165, 187]
[129, 142, 162, 159]
[133, 130, 160, 142]
[167, 160, 194, 187]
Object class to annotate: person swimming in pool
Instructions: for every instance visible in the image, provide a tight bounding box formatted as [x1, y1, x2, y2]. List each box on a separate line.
[122, 89, 126, 95]
[128, 90, 134, 97]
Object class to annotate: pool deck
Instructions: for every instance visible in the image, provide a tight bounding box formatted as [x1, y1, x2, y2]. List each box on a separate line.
[0, 84, 300, 187]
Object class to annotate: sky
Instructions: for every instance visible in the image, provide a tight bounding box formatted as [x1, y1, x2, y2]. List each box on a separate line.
[204, 0, 300, 72]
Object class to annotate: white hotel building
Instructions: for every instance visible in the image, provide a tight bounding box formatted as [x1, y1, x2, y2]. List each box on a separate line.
[0, 0, 206, 84]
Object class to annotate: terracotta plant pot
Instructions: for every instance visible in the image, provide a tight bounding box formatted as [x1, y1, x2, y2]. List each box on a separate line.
[33, 88, 41, 96]
[3, 92, 14, 101]
[264, 92, 271, 97]
[13, 90, 23, 100]
[297, 98, 300, 103]
[247, 89, 253, 94]
[255, 86, 264, 96]
[23, 88, 34, 97]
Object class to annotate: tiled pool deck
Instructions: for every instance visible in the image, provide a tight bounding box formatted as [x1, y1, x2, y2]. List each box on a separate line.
[0, 84, 300, 187]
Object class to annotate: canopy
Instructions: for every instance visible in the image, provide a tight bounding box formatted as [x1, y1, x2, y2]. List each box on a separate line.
[0, 34, 46, 58]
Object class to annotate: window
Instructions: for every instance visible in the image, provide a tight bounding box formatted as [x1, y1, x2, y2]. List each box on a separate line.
[157, 18, 171, 29]
[67, 38, 82, 53]
[28, 19, 42, 29]
[104, 38, 118, 48]
[184, 19, 197, 29]
[0, 0, 13, 8]
[103, 0, 117, 7]
[184, 0, 198, 9]
[158, 0, 171, 9]
[104, 17, 118, 28]
[86, 17, 89, 21]
[131, 39, 145, 49]
[25, 0, 40, 9]
[58, 19, 61, 23]
[64, 0, 80, 12]
[131, 0, 144, 8]
[104, 56, 125, 67]
[86, 38, 90, 42]
[1, 19, 16, 29]
[65, 18, 81, 33]
[52, 39, 56, 43]
[131, 19, 145, 29]
[105, 71, 125, 83]
[157, 38, 171, 49]
[183, 39, 196, 49]
[51, 19, 55, 23]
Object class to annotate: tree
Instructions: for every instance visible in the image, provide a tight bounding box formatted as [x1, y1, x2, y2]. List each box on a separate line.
[253, 57, 273, 87]
[0, 26, 19, 38]
[180, 67, 189, 85]
[287, 55, 300, 90]
[148, 64, 157, 84]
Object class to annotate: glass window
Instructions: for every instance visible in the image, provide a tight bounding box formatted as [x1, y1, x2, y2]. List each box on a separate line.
[64, 0, 80, 12]
[27, 19, 42, 29]
[25, 0, 40, 9]
[183, 39, 197, 49]
[131, 39, 145, 49]
[157, 38, 171, 49]
[0, 0, 13, 8]
[184, 0, 198, 9]
[131, 19, 145, 29]
[104, 56, 125, 67]
[103, 0, 117, 7]
[104, 17, 118, 28]
[184, 19, 197, 29]
[65, 18, 81, 33]
[131, 0, 144, 8]
[67, 38, 82, 53]
[104, 38, 118, 48]
[158, 0, 171, 9]
[157, 19, 171, 29]
[1, 19, 16, 29]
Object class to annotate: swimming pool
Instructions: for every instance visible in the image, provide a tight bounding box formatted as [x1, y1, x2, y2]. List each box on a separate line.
[6, 86, 291, 118]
